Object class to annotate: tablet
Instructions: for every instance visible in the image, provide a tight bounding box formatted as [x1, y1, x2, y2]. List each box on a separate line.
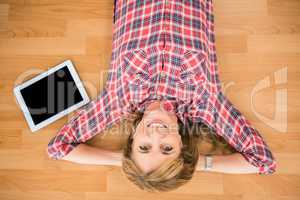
[14, 60, 90, 132]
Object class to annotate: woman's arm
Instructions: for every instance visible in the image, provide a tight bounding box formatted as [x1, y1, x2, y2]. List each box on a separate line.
[61, 143, 122, 166]
[197, 153, 259, 174]
[192, 90, 277, 174]
[47, 87, 124, 160]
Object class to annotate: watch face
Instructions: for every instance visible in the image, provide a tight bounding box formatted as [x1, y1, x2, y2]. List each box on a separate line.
[205, 156, 213, 169]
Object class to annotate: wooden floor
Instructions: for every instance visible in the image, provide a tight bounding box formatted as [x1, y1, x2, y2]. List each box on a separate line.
[0, 0, 300, 199]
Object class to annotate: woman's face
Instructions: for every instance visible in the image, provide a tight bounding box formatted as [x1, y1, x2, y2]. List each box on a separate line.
[131, 101, 182, 173]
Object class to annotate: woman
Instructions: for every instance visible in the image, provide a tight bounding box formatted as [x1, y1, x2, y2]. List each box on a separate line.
[47, 0, 277, 192]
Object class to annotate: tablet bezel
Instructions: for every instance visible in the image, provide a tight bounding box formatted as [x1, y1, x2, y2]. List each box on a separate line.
[13, 60, 90, 132]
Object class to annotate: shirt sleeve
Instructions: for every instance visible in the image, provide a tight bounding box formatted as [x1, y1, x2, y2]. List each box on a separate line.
[191, 90, 277, 175]
[46, 86, 124, 160]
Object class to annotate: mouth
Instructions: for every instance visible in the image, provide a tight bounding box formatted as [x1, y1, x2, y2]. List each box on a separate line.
[147, 119, 168, 128]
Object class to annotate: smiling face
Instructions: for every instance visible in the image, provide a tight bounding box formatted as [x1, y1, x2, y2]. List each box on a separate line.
[131, 100, 183, 174]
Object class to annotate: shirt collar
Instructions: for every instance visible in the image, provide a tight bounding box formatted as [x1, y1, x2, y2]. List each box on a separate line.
[133, 95, 189, 124]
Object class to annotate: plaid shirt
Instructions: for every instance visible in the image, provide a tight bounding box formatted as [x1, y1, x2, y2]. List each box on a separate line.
[47, 0, 276, 175]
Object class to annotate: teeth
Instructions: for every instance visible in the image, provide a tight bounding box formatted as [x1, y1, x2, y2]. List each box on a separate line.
[149, 122, 167, 128]
[152, 123, 163, 127]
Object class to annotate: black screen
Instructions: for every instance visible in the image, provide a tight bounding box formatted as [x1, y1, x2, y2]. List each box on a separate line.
[20, 66, 83, 125]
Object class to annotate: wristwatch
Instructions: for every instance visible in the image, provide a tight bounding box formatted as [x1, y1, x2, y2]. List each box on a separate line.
[204, 155, 213, 171]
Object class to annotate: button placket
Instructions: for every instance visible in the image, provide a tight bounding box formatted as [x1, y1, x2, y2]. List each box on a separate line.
[160, 71, 167, 79]
[156, 0, 170, 92]
[162, 49, 165, 70]
[162, 0, 170, 49]
[165, 0, 171, 9]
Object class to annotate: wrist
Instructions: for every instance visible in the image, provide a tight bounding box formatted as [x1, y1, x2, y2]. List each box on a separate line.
[204, 155, 213, 171]
[110, 152, 122, 166]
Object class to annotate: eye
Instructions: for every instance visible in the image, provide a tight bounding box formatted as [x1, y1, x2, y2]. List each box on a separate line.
[138, 145, 151, 153]
[161, 144, 174, 154]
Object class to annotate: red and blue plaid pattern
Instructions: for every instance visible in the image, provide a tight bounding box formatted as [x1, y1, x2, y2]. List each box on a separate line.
[47, 0, 276, 174]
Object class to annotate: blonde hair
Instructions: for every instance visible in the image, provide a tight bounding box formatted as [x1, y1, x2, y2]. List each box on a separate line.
[121, 111, 202, 192]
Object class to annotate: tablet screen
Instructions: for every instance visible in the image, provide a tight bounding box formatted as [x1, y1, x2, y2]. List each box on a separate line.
[20, 66, 83, 125]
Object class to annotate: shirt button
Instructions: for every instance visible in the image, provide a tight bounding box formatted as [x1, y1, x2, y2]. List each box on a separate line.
[160, 71, 167, 78]
[166, 1, 170, 8]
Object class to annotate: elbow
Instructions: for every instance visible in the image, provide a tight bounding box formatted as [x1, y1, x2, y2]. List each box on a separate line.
[258, 160, 277, 175]
[46, 141, 65, 160]
[240, 150, 277, 175]
[46, 142, 79, 160]
[46, 146, 62, 160]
